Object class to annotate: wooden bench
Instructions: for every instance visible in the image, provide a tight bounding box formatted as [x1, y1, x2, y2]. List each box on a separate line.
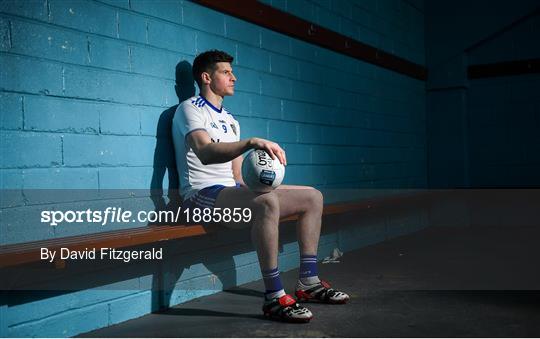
[0, 190, 439, 269]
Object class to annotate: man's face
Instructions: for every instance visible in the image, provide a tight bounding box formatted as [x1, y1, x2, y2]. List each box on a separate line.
[209, 62, 236, 97]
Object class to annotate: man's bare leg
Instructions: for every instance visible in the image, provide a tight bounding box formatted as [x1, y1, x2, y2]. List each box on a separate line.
[214, 187, 281, 271]
[214, 185, 323, 268]
[275, 185, 324, 256]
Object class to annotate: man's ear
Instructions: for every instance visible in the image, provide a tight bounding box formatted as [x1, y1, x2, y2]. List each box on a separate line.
[201, 72, 211, 85]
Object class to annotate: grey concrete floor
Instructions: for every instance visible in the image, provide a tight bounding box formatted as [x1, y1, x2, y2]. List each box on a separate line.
[82, 225, 540, 337]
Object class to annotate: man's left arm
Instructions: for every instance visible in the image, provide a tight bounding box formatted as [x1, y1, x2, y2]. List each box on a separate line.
[231, 118, 245, 186]
[232, 155, 246, 186]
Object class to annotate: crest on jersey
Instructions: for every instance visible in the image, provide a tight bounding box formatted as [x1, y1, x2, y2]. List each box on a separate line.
[210, 122, 218, 129]
[230, 123, 237, 136]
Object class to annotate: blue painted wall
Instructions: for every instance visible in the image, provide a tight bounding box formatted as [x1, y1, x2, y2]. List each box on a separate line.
[0, 0, 426, 336]
[425, 0, 540, 187]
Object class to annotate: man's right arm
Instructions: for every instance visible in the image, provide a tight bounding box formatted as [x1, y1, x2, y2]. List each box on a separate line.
[187, 130, 287, 166]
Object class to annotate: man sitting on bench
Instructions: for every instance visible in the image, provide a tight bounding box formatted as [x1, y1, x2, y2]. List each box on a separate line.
[172, 50, 349, 323]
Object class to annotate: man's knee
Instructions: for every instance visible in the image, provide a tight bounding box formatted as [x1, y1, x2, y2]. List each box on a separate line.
[252, 191, 280, 219]
[305, 187, 324, 210]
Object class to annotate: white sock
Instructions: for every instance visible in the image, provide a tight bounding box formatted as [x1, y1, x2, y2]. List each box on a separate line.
[265, 289, 286, 300]
[299, 276, 321, 287]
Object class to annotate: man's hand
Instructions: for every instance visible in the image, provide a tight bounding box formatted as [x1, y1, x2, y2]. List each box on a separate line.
[248, 138, 287, 166]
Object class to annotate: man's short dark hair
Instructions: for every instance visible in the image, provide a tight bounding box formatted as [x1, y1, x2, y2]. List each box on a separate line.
[192, 50, 234, 88]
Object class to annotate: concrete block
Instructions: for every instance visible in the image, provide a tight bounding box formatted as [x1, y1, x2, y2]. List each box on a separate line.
[357, 25, 379, 47]
[108, 291, 154, 326]
[0, 17, 10, 51]
[0, 169, 22, 189]
[291, 80, 333, 104]
[0, 131, 62, 168]
[147, 18, 196, 56]
[0, 0, 48, 21]
[260, 27, 290, 54]
[340, 17, 358, 39]
[225, 15, 260, 47]
[23, 167, 98, 189]
[0, 54, 63, 95]
[1, 205, 56, 245]
[289, 39, 318, 62]
[0, 304, 5, 338]
[232, 250, 259, 268]
[87, 35, 130, 71]
[297, 123, 322, 144]
[260, 73, 292, 99]
[267, 120, 297, 143]
[298, 60, 332, 85]
[311, 145, 336, 164]
[352, 5, 372, 27]
[251, 94, 281, 119]
[287, 0, 316, 22]
[224, 91, 251, 118]
[24, 95, 99, 133]
[63, 134, 155, 166]
[235, 116, 267, 139]
[118, 11, 147, 44]
[233, 67, 260, 94]
[10, 19, 87, 65]
[282, 99, 310, 122]
[99, 166, 154, 189]
[182, 1, 224, 36]
[8, 301, 109, 338]
[130, 0, 182, 24]
[196, 31, 235, 56]
[7, 289, 139, 327]
[311, 0, 331, 9]
[98, 0, 130, 9]
[316, 6, 340, 32]
[0, 92, 22, 130]
[63, 65, 170, 106]
[269, 52, 297, 79]
[310, 103, 336, 125]
[140, 105, 169, 136]
[49, 0, 116, 37]
[167, 274, 221, 305]
[99, 103, 140, 135]
[0, 169, 23, 208]
[281, 142, 312, 164]
[236, 43, 269, 72]
[282, 164, 313, 186]
[278, 250, 300, 272]
[131, 45, 187, 79]
[234, 261, 262, 286]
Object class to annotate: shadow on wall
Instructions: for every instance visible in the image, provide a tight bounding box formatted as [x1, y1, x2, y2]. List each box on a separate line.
[150, 60, 195, 217]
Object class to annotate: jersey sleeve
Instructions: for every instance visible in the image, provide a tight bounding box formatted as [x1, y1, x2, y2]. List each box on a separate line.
[233, 118, 241, 141]
[176, 101, 206, 137]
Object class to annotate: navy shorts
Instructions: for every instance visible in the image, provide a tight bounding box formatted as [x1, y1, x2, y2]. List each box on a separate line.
[182, 183, 241, 210]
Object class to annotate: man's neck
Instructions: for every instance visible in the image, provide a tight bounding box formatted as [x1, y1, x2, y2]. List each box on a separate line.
[200, 89, 223, 109]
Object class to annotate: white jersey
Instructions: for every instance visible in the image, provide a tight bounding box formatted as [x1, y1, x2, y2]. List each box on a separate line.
[172, 95, 241, 200]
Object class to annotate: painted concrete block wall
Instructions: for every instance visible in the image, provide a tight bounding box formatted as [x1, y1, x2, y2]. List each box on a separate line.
[467, 13, 540, 187]
[425, 0, 539, 187]
[260, 0, 425, 65]
[1, 0, 427, 244]
[1, 0, 426, 336]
